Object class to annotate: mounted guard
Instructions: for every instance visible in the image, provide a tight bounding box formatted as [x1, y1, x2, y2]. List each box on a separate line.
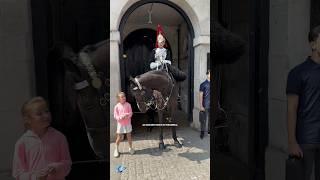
[149, 24, 187, 81]
[129, 25, 189, 149]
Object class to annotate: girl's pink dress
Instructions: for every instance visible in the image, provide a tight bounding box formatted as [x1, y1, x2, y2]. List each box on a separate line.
[12, 127, 71, 180]
[113, 102, 133, 133]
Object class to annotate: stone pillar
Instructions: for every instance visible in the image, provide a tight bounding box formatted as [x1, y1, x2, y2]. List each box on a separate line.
[0, 0, 35, 179]
[110, 30, 121, 141]
[266, 0, 310, 179]
[191, 35, 210, 131]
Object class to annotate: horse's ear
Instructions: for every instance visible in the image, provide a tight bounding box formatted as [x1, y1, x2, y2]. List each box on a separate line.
[129, 76, 135, 83]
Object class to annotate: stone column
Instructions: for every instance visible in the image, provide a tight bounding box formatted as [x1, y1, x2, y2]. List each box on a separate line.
[0, 0, 35, 178]
[266, 0, 310, 179]
[191, 35, 210, 131]
[110, 30, 121, 141]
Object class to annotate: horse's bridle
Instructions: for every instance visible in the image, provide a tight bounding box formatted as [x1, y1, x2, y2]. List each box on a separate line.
[134, 72, 174, 111]
[76, 51, 108, 106]
[134, 78, 143, 90]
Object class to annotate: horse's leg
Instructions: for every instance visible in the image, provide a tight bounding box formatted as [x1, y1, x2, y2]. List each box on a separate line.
[168, 97, 182, 148]
[171, 113, 182, 148]
[158, 111, 165, 150]
[147, 109, 154, 132]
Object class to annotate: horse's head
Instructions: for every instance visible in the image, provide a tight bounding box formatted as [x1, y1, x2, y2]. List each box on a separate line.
[129, 76, 153, 113]
[91, 40, 108, 75]
[213, 21, 246, 64]
[80, 40, 108, 76]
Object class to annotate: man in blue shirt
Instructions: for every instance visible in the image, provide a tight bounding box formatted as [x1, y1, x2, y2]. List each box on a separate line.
[287, 25, 320, 180]
[199, 70, 210, 139]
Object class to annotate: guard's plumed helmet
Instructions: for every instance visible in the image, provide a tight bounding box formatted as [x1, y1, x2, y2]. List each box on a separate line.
[155, 24, 167, 48]
[157, 34, 165, 44]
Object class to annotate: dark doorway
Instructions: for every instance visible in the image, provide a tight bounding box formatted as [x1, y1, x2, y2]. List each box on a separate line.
[31, 0, 107, 97]
[122, 29, 173, 132]
[118, 0, 195, 123]
[122, 29, 172, 110]
[213, 0, 269, 179]
[31, 0, 107, 179]
[311, 0, 320, 29]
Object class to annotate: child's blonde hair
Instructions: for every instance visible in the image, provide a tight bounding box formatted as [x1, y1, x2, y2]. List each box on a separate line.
[21, 96, 48, 129]
[116, 92, 126, 102]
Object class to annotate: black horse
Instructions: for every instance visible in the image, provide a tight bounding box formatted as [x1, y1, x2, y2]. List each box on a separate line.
[129, 70, 182, 150]
[48, 40, 108, 160]
[213, 21, 246, 64]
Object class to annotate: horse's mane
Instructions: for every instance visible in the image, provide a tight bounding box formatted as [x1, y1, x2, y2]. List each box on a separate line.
[80, 40, 108, 75]
[80, 40, 108, 52]
[136, 70, 172, 92]
[138, 70, 170, 82]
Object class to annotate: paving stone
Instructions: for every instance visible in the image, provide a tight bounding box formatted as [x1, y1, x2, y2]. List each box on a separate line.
[110, 127, 210, 180]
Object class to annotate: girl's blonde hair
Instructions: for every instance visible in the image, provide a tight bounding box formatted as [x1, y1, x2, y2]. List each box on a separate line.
[116, 92, 126, 102]
[21, 96, 48, 129]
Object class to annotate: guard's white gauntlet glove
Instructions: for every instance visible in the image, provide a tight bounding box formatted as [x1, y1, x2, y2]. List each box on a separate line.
[150, 61, 161, 69]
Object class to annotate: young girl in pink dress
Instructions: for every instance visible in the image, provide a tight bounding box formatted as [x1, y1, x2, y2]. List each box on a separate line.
[113, 92, 134, 158]
[12, 97, 71, 180]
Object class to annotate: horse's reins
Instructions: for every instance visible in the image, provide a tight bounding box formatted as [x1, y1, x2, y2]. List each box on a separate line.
[155, 72, 174, 110]
[77, 51, 108, 106]
[134, 77, 143, 90]
[134, 72, 174, 111]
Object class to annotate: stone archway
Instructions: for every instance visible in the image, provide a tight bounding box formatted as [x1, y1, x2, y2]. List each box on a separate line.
[110, 0, 210, 139]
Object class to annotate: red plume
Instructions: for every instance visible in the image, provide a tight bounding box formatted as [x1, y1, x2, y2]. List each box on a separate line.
[155, 24, 167, 48]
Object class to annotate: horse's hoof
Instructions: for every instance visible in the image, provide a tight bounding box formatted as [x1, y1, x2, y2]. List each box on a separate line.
[174, 140, 182, 148]
[159, 142, 165, 150]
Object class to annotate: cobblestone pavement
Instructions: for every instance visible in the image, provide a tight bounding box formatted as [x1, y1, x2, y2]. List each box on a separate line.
[110, 126, 210, 180]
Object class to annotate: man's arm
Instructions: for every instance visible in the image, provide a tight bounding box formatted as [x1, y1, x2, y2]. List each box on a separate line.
[287, 94, 298, 144]
[199, 91, 204, 111]
[287, 94, 303, 157]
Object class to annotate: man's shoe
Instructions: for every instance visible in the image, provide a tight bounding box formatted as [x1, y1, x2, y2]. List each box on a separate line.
[200, 131, 204, 139]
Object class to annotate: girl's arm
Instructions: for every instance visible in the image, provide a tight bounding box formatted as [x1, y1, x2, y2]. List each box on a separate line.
[113, 105, 123, 121]
[47, 135, 72, 178]
[12, 142, 37, 180]
[127, 103, 133, 119]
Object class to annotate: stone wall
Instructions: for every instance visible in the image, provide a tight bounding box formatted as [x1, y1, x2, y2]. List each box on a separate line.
[0, 0, 35, 179]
